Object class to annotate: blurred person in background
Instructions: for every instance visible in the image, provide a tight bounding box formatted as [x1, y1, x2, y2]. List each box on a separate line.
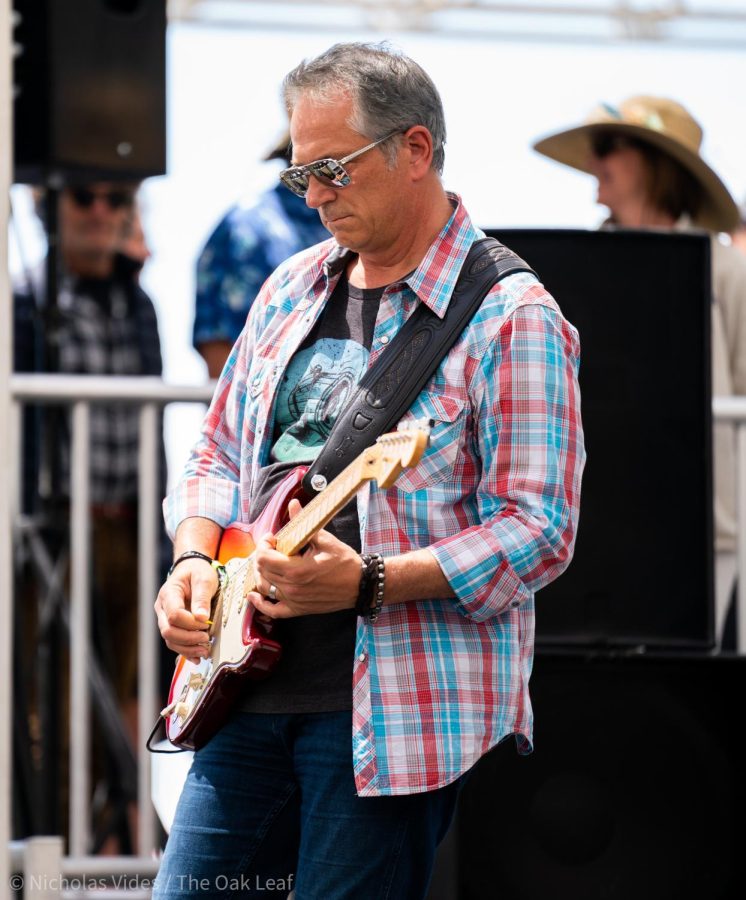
[13, 180, 165, 851]
[194, 130, 329, 378]
[731, 200, 746, 257]
[119, 193, 152, 278]
[534, 96, 746, 649]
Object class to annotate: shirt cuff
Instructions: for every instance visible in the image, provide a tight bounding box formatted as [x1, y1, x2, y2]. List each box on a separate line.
[163, 476, 241, 540]
[428, 528, 532, 622]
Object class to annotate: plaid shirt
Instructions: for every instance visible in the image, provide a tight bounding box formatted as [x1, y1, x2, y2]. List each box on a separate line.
[165, 195, 585, 797]
[14, 255, 163, 506]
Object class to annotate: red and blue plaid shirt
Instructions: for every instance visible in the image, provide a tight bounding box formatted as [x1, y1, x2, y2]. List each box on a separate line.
[165, 195, 585, 796]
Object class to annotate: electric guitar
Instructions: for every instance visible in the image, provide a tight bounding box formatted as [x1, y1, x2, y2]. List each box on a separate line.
[162, 424, 430, 751]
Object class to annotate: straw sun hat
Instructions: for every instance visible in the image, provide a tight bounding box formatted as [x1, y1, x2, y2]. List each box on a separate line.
[533, 95, 739, 232]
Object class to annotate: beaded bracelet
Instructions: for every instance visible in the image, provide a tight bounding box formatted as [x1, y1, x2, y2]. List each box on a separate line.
[354, 554, 378, 616]
[367, 555, 385, 623]
[168, 550, 215, 578]
[355, 553, 386, 622]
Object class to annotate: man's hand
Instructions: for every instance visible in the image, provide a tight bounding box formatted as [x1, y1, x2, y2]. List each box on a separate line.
[154, 559, 218, 664]
[250, 499, 361, 619]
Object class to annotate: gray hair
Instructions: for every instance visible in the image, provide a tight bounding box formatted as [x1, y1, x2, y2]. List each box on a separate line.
[282, 42, 447, 174]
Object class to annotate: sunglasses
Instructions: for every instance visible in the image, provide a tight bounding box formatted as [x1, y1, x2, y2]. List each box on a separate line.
[279, 131, 401, 198]
[590, 132, 643, 159]
[68, 187, 133, 210]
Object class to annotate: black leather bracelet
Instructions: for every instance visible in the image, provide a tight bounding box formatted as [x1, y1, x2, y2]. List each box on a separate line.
[168, 550, 215, 578]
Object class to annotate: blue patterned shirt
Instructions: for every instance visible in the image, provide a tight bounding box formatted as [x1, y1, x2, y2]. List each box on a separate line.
[193, 184, 330, 348]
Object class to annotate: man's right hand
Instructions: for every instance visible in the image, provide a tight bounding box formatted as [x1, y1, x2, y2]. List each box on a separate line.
[154, 559, 218, 664]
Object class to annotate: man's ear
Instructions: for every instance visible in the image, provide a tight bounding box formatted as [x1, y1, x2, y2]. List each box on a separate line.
[403, 126, 434, 181]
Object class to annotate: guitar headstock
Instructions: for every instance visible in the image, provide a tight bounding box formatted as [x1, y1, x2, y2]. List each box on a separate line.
[361, 421, 431, 489]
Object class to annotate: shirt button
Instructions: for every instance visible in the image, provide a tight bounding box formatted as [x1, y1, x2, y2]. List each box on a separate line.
[379, 335, 390, 345]
[358, 653, 366, 662]
[510, 600, 520, 609]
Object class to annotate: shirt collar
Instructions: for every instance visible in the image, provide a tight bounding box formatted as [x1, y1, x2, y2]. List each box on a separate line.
[406, 193, 482, 318]
[322, 193, 482, 318]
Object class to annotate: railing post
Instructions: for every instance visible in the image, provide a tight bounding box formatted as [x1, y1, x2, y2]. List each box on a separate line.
[137, 402, 160, 854]
[737, 423, 746, 654]
[24, 836, 64, 899]
[1, 0, 14, 889]
[69, 402, 92, 855]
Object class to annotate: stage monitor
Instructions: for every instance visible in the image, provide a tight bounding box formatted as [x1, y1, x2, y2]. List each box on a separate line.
[13, 0, 167, 182]
[457, 653, 745, 900]
[486, 228, 714, 650]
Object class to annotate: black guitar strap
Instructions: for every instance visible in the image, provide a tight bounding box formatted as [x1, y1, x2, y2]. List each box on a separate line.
[301, 236, 537, 496]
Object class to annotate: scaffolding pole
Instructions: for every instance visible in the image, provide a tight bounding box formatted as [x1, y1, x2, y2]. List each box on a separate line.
[1, 0, 15, 892]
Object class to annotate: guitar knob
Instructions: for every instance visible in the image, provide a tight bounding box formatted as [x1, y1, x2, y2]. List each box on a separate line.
[174, 702, 191, 721]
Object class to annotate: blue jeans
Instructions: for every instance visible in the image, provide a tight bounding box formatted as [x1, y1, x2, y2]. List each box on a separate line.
[152, 710, 463, 900]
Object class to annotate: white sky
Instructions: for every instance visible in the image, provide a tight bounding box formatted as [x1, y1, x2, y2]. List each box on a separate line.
[11, 23, 746, 478]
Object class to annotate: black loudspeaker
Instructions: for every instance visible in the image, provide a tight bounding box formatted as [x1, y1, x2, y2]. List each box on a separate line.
[456, 653, 746, 900]
[13, 0, 166, 182]
[486, 229, 714, 650]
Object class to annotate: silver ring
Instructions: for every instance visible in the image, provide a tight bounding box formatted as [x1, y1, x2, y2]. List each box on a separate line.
[268, 583, 277, 601]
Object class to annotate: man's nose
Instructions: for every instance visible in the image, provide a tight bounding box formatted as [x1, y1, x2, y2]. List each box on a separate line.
[304, 175, 337, 209]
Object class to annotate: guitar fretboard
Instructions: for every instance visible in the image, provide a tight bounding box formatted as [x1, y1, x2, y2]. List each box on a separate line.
[274, 454, 371, 557]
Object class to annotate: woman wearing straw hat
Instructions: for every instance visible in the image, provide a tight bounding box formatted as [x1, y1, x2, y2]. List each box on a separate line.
[533, 96, 746, 649]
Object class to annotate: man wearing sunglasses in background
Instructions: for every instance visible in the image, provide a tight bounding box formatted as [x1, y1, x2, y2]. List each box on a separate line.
[13, 180, 164, 850]
[154, 42, 584, 900]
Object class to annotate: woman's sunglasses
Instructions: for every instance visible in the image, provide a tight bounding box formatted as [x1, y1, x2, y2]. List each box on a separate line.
[279, 131, 400, 198]
[68, 187, 134, 210]
[590, 132, 643, 159]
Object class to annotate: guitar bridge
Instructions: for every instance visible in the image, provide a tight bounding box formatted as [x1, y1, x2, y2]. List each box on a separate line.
[188, 673, 207, 691]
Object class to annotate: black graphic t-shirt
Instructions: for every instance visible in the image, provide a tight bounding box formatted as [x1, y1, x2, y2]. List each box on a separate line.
[240, 273, 382, 713]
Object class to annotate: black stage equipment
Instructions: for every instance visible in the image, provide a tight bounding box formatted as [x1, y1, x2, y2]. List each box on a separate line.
[456, 652, 746, 900]
[13, 0, 167, 183]
[487, 229, 714, 650]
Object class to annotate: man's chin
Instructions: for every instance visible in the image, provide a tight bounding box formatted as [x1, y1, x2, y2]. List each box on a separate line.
[325, 220, 359, 246]
[325, 215, 350, 231]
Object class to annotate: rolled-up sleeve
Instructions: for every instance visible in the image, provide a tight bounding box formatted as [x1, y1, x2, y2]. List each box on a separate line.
[163, 330, 251, 539]
[429, 302, 585, 621]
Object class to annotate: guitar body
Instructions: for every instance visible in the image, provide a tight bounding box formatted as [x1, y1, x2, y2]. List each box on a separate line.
[161, 426, 429, 752]
[164, 467, 308, 750]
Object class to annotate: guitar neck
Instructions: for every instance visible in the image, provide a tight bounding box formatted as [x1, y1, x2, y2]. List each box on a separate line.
[274, 456, 369, 557]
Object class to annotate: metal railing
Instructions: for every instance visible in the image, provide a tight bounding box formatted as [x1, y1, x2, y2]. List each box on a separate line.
[6, 374, 214, 897]
[9, 838, 159, 899]
[4, 374, 746, 896]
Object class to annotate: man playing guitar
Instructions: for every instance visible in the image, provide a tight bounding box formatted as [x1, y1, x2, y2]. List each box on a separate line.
[153, 42, 585, 900]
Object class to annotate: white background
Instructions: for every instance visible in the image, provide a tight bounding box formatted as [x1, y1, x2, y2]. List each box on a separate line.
[11, 24, 746, 479]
